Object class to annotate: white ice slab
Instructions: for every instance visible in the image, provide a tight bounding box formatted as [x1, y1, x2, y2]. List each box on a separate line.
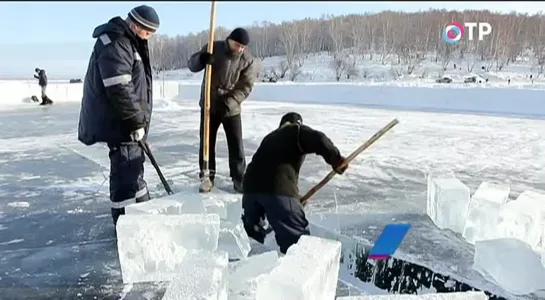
[427, 175, 470, 234]
[497, 195, 543, 249]
[462, 182, 510, 244]
[426, 171, 456, 225]
[337, 291, 488, 299]
[162, 250, 228, 300]
[125, 198, 184, 215]
[218, 221, 251, 260]
[116, 214, 220, 283]
[473, 238, 545, 295]
[255, 235, 341, 300]
[225, 197, 243, 223]
[159, 192, 206, 214]
[229, 251, 279, 297]
[516, 191, 545, 249]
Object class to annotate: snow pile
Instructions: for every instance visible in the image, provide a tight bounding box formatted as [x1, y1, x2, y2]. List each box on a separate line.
[336, 291, 487, 299]
[0, 80, 180, 110]
[426, 172, 545, 295]
[117, 193, 342, 299]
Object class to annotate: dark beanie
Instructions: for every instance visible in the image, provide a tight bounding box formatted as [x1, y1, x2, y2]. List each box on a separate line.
[128, 5, 160, 32]
[228, 28, 250, 46]
[279, 112, 303, 127]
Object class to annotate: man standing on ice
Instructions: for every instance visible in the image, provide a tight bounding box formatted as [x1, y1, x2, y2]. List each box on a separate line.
[187, 27, 257, 193]
[241, 112, 348, 254]
[34, 68, 52, 105]
[77, 5, 160, 225]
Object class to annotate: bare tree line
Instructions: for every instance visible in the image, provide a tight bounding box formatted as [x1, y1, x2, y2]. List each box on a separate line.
[149, 9, 545, 80]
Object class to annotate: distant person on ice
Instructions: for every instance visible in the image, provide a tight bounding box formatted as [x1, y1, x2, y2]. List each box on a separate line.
[34, 68, 52, 105]
[188, 27, 257, 193]
[241, 112, 348, 254]
[77, 5, 160, 225]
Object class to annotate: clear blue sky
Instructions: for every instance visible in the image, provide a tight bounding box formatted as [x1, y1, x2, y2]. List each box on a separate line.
[1, 1, 544, 45]
[0, 1, 543, 78]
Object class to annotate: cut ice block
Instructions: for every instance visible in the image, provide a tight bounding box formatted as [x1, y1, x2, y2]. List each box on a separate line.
[125, 198, 184, 215]
[218, 221, 251, 260]
[426, 171, 456, 224]
[116, 214, 220, 283]
[162, 250, 228, 300]
[203, 197, 227, 219]
[160, 192, 206, 214]
[426, 175, 470, 234]
[255, 235, 341, 300]
[473, 238, 545, 295]
[229, 251, 279, 297]
[225, 197, 243, 222]
[337, 291, 488, 299]
[516, 191, 545, 249]
[496, 194, 544, 249]
[462, 182, 510, 244]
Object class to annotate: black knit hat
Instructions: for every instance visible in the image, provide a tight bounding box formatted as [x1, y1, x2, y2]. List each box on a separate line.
[228, 27, 250, 46]
[279, 112, 303, 127]
[128, 5, 160, 32]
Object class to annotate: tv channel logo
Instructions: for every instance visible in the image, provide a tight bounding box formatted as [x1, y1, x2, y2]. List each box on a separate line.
[443, 22, 492, 44]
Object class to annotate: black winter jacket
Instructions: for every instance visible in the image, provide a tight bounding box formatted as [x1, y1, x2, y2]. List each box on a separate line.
[243, 124, 343, 198]
[34, 69, 47, 87]
[78, 17, 153, 146]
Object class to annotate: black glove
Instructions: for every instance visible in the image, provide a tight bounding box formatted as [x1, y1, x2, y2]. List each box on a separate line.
[199, 52, 214, 65]
[332, 156, 348, 175]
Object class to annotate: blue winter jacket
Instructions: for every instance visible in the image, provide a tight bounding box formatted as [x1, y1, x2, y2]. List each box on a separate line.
[78, 17, 153, 146]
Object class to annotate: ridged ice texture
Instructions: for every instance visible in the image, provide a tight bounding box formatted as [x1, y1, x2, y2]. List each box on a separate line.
[116, 214, 220, 283]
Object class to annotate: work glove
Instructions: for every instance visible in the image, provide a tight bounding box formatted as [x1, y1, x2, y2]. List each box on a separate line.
[130, 128, 145, 142]
[332, 156, 348, 175]
[200, 52, 214, 65]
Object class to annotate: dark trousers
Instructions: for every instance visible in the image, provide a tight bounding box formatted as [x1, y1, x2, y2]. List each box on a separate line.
[108, 142, 150, 226]
[198, 110, 246, 182]
[242, 194, 310, 254]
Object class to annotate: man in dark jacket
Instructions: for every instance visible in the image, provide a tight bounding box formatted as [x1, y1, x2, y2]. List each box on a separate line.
[77, 5, 160, 226]
[34, 68, 52, 105]
[241, 112, 348, 254]
[187, 27, 257, 194]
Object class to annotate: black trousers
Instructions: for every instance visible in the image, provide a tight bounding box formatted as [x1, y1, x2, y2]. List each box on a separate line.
[242, 193, 310, 254]
[108, 142, 150, 226]
[199, 110, 246, 182]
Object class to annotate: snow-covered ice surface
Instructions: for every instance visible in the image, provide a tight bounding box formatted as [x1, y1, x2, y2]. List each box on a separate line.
[1, 84, 545, 299]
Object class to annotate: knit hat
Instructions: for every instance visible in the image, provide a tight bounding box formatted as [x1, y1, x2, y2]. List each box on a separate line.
[128, 5, 160, 32]
[227, 28, 250, 46]
[279, 112, 303, 127]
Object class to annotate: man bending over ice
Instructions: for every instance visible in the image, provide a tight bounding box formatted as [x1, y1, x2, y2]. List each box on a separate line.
[241, 112, 348, 254]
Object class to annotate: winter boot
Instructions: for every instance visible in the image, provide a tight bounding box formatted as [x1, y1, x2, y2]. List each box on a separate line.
[199, 177, 214, 193]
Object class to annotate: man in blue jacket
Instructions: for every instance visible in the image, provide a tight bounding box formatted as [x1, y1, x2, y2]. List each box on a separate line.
[77, 5, 160, 225]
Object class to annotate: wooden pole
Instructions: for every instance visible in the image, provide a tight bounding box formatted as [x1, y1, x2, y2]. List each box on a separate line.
[202, 1, 217, 179]
[301, 118, 399, 206]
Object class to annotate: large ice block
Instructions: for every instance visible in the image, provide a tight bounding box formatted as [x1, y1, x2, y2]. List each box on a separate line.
[225, 197, 243, 222]
[116, 214, 220, 283]
[160, 192, 206, 214]
[337, 291, 488, 299]
[496, 194, 544, 249]
[162, 250, 228, 300]
[203, 197, 227, 219]
[218, 221, 251, 260]
[473, 238, 545, 295]
[125, 198, 184, 215]
[229, 251, 279, 297]
[426, 175, 470, 234]
[516, 191, 545, 249]
[462, 182, 510, 244]
[255, 235, 341, 300]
